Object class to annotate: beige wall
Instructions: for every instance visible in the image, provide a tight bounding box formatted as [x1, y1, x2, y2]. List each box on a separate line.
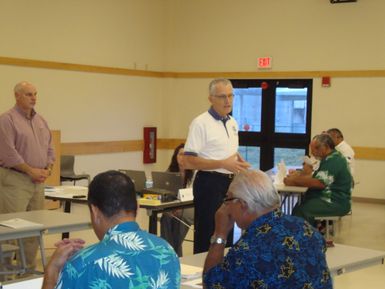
[164, 0, 384, 71]
[0, 0, 384, 198]
[0, 0, 169, 177]
[0, 0, 166, 70]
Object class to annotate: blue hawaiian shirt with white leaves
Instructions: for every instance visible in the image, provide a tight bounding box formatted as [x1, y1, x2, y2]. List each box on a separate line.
[55, 222, 180, 289]
[204, 210, 332, 289]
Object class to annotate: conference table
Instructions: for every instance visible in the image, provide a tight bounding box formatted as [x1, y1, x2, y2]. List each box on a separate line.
[44, 186, 194, 235]
[45, 183, 306, 236]
[45, 184, 306, 236]
[275, 183, 307, 214]
[0, 210, 91, 275]
[180, 243, 385, 288]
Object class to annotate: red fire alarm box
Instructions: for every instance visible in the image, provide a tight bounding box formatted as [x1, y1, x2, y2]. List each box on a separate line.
[322, 76, 331, 87]
[143, 127, 156, 163]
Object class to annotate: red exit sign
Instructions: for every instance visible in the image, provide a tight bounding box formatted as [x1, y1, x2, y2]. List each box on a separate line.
[257, 57, 272, 69]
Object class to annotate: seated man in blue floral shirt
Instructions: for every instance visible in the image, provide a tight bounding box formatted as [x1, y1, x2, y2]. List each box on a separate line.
[42, 170, 180, 289]
[203, 170, 332, 289]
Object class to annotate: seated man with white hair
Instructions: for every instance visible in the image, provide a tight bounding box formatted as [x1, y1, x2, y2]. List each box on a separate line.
[203, 170, 332, 289]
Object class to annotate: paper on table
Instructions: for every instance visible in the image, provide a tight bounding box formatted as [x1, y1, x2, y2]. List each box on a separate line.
[274, 160, 287, 185]
[181, 277, 203, 288]
[178, 188, 193, 201]
[44, 186, 64, 193]
[181, 263, 202, 279]
[0, 218, 44, 229]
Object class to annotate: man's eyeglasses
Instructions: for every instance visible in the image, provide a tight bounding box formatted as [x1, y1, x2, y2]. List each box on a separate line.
[223, 197, 240, 203]
[214, 93, 234, 100]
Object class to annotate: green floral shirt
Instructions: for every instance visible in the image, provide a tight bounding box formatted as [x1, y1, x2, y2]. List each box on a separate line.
[55, 222, 180, 289]
[309, 150, 352, 206]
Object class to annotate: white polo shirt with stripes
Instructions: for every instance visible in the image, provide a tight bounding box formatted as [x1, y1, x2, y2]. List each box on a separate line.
[184, 108, 239, 174]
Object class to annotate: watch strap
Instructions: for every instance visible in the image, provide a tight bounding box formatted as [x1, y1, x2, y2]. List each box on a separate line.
[210, 235, 227, 245]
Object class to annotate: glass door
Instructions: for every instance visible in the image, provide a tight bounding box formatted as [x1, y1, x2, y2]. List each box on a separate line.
[231, 79, 312, 171]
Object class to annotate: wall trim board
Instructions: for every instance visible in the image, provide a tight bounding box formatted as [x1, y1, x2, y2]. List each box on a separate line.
[61, 140, 143, 155]
[61, 138, 385, 161]
[0, 56, 165, 78]
[169, 70, 385, 79]
[354, 146, 385, 161]
[157, 138, 186, 149]
[1, 56, 384, 79]
[352, 197, 385, 205]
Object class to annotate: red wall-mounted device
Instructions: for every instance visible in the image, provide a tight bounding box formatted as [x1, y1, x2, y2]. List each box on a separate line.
[143, 127, 157, 163]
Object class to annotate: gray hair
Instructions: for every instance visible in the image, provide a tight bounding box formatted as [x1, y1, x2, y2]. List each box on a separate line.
[314, 133, 335, 150]
[228, 170, 280, 213]
[14, 81, 32, 94]
[208, 79, 233, 96]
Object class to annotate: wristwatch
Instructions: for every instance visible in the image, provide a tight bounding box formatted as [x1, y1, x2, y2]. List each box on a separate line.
[210, 235, 227, 245]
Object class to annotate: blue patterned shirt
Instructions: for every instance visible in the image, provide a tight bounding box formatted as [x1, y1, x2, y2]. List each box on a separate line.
[55, 221, 180, 289]
[204, 210, 332, 289]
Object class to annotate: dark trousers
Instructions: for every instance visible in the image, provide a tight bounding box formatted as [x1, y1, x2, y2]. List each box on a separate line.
[292, 197, 350, 227]
[193, 171, 233, 254]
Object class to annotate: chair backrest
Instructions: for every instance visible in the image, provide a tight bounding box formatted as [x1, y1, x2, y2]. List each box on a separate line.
[60, 155, 75, 176]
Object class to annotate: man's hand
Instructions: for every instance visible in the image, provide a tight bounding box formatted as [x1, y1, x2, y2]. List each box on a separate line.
[54, 238, 86, 249]
[284, 174, 325, 189]
[28, 167, 50, 183]
[203, 204, 234, 276]
[213, 204, 234, 239]
[222, 153, 251, 173]
[283, 175, 296, 186]
[302, 163, 313, 175]
[13, 163, 50, 183]
[50, 238, 85, 271]
[42, 239, 85, 289]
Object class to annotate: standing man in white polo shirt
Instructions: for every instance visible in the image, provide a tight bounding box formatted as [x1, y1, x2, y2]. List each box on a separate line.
[183, 79, 250, 254]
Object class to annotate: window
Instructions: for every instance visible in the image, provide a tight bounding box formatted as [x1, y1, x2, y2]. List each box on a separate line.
[232, 79, 312, 171]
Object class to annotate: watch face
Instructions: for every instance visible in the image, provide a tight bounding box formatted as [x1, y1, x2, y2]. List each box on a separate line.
[210, 236, 226, 245]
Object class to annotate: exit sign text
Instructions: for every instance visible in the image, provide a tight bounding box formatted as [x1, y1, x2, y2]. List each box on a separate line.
[257, 57, 272, 69]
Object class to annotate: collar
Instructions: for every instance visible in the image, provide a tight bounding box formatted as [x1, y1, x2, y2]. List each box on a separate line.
[103, 221, 140, 240]
[245, 209, 282, 233]
[208, 107, 230, 122]
[335, 141, 345, 150]
[14, 105, 36, 120]
[324, 149, 338, 161]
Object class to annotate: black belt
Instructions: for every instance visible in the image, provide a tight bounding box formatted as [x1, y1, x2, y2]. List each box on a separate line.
[198, 170, 234, 179]
[1, 167, 24, 175]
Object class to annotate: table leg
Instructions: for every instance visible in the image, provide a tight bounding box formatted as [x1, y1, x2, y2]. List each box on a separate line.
[280, 194, 288, 214]
[62, 200, 72, 239]
[148, 211, 158, 235]
[38, 232, 47, 269]
[16, 239, 27, 274]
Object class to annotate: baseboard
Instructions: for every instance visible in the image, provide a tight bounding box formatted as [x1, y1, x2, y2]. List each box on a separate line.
[352, 196, 385, 205]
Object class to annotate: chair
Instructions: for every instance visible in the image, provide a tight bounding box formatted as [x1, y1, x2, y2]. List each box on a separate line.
[314, 216, 343, 240]
[60, 155, 90, 185]
[0, 242, 26, 276]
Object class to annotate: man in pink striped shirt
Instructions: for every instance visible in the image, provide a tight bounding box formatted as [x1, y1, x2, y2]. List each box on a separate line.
[0, 81, 55, 270]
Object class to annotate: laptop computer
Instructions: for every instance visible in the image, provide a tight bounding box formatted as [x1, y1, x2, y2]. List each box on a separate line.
[151, 171, 183, 194]
[118, 169, 147, 193]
